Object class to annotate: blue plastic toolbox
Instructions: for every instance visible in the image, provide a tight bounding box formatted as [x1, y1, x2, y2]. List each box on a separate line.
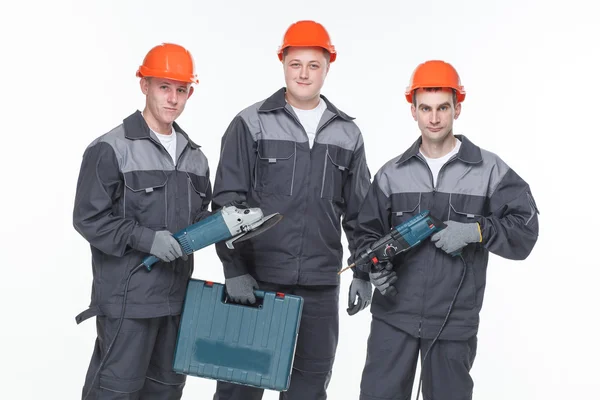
[173, 279, 304, 391]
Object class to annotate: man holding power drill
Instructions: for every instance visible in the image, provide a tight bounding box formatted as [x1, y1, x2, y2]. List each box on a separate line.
[352, 60, 540, 400]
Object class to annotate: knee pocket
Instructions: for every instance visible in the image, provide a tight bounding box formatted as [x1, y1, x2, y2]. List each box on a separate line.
[99, 374, 145, 394]
[293, 355, 335, 374]
[146, 366, 186, 387]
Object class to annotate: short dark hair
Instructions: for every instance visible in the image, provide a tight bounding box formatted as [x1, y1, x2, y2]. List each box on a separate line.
[412, 88, 457, 107]
[282, 47, 331, 63]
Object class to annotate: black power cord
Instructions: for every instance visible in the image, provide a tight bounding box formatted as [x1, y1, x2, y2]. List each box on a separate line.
[415, 254, 468, 400]
[83, 262, 146, 400]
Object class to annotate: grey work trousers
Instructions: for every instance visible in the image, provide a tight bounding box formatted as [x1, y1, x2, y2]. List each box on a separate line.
[213, 282, 340, 400]
[81, 315, 185, 400]
[360, 317, 477, 400]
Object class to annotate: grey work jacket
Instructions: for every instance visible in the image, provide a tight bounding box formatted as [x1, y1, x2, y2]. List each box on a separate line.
[212, 88, 371, 286]
[73, 111, 211, 323]
[355, 135, 539, 340]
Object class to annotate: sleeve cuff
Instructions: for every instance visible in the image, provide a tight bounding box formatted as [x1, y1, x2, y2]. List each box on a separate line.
[353, 268, 370, 281]
[223, 256, 250, 279]
[133, 225, 156, 253]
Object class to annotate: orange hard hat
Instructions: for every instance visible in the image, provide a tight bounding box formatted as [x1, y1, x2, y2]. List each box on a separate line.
[136, 43, 199, 84]
[405, 60, 466, 104]
[277, 20, 337, 62]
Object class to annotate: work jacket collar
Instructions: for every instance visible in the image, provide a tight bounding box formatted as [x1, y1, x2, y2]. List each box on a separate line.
[396, 134, 482, 165]
[259, 87, 354, 121]
[123, 110, 200, 149]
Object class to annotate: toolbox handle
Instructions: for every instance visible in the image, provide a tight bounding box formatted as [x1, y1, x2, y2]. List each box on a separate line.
[221, 289, 287, 309]
[254, 290, 287, 299]
[222, 289, 266, 309]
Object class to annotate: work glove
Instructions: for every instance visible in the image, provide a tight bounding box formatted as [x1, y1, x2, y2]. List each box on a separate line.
[226, 200, 250, 209]
[149, 231, 188, 262]
[193, 209, 213, 224]
[431, 221, 481, 255]
[347, 278, 372, 316]
[370, 261, 398, 297]
[225, 274, 259, 304]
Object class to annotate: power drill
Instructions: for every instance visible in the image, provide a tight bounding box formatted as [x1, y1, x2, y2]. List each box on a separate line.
[340, 209, 469, 400]
[339, 210, 448, 275]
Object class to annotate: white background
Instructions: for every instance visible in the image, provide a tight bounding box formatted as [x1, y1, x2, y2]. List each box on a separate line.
[1, 0, 598, 398]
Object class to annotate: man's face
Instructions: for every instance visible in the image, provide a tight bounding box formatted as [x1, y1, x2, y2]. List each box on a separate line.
[411, 88, 461, 143]
[283, 47, 330, 108]
[140, 77, 193, 127]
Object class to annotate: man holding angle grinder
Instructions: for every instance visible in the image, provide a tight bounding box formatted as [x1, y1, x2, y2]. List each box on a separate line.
[349, 60, 540, 400]
[73, 43, 210, 399]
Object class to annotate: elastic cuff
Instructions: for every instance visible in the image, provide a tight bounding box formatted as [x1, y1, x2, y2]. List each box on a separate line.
[353, 268, 370, 281]
[223, 261, 249, 279]
[133, 225, 156, 253]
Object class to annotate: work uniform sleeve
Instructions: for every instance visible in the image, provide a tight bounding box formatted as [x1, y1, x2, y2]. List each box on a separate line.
[341, 141, 372, 278]
[193, 168, 213, 223]
[479, 168, 540, 260]
[351, 176, 391, 280]
[211, 116, 257, 278]
[73, 142, 156, 257]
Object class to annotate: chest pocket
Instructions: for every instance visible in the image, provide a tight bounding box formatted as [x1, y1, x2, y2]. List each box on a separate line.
[390, 192, 422, 227]
[123, 170, 168, 228]
[187, 172, 209, 224]
[448, 193, 487, 223]
[321, 145, 352, 203]
[254, 139, 297, 196]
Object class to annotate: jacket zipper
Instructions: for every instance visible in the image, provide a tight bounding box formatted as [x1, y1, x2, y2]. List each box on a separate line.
[150, 134, 191, 306]
[284, 107, 337, 284]
[284, 108, 311, 283]
[415, 152, 458, 337]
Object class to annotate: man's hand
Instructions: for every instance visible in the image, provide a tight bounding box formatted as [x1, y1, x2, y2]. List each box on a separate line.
[149, 231, 188, 262]
[225, 274, 259, 304]
[347, 278, 372, 316]
[193, 210, 213, 224]
[370, 261, 398, 297]
[431, 221, 481, 255]
[226, 200, 250, 209]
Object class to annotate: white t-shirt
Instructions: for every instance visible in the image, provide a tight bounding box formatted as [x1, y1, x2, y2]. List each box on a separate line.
[152, 127, 178, 165]
[290, 98, 327, 148]
[420, 139, 462, 187]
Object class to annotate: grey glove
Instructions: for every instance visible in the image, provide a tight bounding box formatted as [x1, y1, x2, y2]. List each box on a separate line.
[225, 274, 259, 304]
[149, 231, 187, 262]
[347, 278, 372, 316]
[193, 210, 213, 223]
[431, 221, 481, 255]
[370, 261, 398, 297]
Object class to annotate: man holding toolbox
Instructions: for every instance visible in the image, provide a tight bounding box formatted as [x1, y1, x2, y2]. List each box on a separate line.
[211, 20, 372, 400]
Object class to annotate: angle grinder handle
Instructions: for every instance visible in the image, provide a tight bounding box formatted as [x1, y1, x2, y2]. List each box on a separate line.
[142, 255, 160, 271]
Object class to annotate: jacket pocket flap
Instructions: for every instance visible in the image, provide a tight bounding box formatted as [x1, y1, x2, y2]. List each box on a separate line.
[187, 173, 208, 196]
[257, 140, 296, 162]
[449, 194, 486, 218]
[326, 146, 352, 171]
[391, 192, 421, 216]
[124, 171, 168, 193]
